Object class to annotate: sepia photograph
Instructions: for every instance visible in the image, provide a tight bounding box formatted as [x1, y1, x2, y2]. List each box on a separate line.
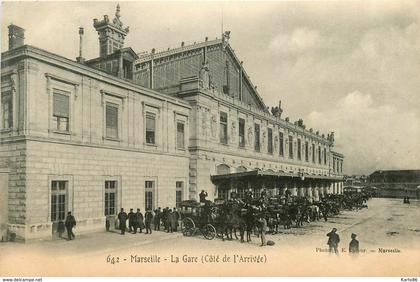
[0, 0, 419, 279]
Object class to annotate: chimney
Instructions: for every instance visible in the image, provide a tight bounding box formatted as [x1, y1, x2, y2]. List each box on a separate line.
[76, 27, 85, 63]
[8, 24, 25, 50]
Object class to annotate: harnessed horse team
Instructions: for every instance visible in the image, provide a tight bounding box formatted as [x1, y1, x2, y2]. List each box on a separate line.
[192, 189, 371, 243]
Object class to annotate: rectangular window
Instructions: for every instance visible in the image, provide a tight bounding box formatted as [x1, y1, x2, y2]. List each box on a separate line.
[176, 181, 184, 207]
[305, 141, 309, 162]
[145, 181, 155, 211]
[268, 128, 273, 154]
[218, 187, 229, 200]
[279, 132, 284, 156]
[105, 181, 117, 216]
[51, 181, 67, 222]
[254, 124, 260, 152]
[253, 187, 261, 199]
[324, 148, 327, 165]
[288, 135, 293, 159]
[333, 158, 336, 172]
[146, 113, 156, 144]
[312, 144, 316, 163]
[318, 146, 322, 164]
[238, 118, 245, 148]
[297, 138, 302, 160]
[176, 122, 185, 149]
[1, 91, 13, 129]
[219, 112, 228, 144]
[106, 103, 118, 138]
[53, 92, 69, 132]
[123, 59, 133, 80]
[236, 181, 246, 199]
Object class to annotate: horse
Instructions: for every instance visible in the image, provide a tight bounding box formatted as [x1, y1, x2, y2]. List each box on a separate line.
[244, 204, 258, 241]
[218, 200, 247, 242]
[308, 204, 320, 221]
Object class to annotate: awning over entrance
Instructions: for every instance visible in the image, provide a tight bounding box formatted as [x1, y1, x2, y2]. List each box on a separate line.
[210, 169, 343, 182]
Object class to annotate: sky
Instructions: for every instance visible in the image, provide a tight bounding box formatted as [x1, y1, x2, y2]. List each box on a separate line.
[1, 0, 419, 175]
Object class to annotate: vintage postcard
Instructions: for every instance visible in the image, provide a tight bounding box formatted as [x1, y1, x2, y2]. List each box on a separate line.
[0, 0, 419, 278]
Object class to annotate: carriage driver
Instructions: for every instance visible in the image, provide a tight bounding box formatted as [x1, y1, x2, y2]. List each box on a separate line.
[199, 190, 208, 203]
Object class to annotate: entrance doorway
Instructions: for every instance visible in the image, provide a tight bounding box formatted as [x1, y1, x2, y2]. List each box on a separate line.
[51, 180, 68, 238]
[145, 180, 155, 211]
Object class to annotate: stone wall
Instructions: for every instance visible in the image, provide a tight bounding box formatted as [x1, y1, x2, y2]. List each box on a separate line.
[18, 139, 189, 240]
[0, 167, 9, 241]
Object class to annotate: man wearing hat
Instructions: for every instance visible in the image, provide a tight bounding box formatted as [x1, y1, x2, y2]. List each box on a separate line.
[144, 209, 154, 234]
[326, 227, 340, 254]
[349, 233, 359, 253]
[117, 208, 128, 235]
[199, 190, 208, 203]
[65, 211, 77, 240]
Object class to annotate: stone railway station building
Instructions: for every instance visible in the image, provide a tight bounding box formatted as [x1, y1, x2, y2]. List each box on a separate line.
[0, 6, 344, 241]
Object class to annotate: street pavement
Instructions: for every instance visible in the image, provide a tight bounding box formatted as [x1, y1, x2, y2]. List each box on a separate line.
[1, 198, 419, 276]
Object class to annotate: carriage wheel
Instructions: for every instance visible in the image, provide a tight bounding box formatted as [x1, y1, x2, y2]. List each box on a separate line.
[203, 224, 216, 240]
[181, 217, 195, 237]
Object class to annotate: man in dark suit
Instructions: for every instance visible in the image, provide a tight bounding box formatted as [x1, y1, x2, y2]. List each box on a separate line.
[163, 207, 170, 232]
[349, 233, 359, 253]
[65, 211, 76, 240]
[154, 208, 161, 231]
[173, 207, 180, 232]
[169, 209, 176, 233]
[135, 208, 144, 234]
[199, 190, 208, 203]
[118, 208, 128, 235]
[145, 210, 153, 234]
[128, 208, 135, 233]
[327, 228, 340, 254]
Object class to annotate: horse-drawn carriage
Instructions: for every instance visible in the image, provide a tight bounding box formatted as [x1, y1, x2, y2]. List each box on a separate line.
[176, 190, 372, 243]
[178, 200, 217, 240]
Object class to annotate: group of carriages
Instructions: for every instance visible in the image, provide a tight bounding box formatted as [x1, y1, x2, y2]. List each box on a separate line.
[178, 189, 372, 242]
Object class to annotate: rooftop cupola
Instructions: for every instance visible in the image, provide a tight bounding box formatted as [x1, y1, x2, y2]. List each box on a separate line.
[93, 4, 129, 57]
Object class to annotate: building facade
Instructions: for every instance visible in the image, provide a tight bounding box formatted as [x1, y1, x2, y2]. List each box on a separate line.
[368, 170, 420, 199]
[0, 6, 344, 241]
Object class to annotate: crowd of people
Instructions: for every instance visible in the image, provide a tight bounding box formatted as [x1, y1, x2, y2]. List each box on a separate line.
[116, 207, 181, 235]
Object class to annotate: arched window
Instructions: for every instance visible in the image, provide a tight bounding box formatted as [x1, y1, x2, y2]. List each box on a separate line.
[216, 164, 230, 175]
[236, 166, 247, 173]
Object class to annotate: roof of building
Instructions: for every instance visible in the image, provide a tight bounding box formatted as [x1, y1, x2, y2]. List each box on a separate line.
[331, 151, 344, 158]
[370, 170, 420, 177]
[369, 170, 420, 184]
[1, 44, 191, 110]
[85, 47, 139, 65]
[136, 34, 268, 111]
